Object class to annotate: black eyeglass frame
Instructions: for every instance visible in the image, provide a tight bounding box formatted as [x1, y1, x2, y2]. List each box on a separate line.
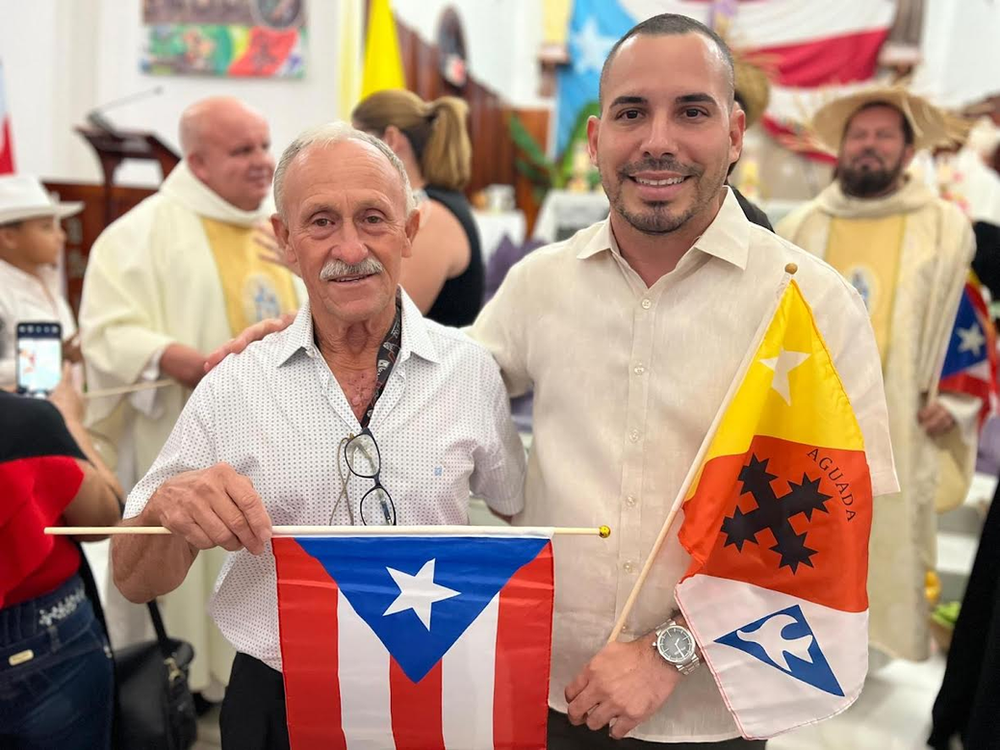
[345, 427, 397, 526]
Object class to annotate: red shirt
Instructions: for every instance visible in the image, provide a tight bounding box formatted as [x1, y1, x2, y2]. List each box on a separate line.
[1, 392, 86, 608]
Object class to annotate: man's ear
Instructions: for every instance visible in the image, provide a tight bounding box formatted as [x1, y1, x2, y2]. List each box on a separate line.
[272, 213, 295, 265]
[382, 125, 403, 152]
[0, 226, 16, 252]
[901, 144, 917, 170]
[402, 208, 421, 259]
[586, 115, 600, 165]
[187, 151, 208, 183]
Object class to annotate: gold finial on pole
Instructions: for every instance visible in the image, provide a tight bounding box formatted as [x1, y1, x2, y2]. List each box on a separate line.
[784, 262, 798, 275]
[599, 525, 611, 539]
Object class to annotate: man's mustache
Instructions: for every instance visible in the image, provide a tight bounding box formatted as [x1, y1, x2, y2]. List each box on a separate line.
[320, 257, 385, 281]
[618, 157, 701, 178]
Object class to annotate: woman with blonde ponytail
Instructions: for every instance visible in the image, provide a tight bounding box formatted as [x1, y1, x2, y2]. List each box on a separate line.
[352, 90, 484, 326]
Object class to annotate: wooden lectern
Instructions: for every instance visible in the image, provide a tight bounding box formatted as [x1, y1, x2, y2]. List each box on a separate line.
[75, 125, 179, 226]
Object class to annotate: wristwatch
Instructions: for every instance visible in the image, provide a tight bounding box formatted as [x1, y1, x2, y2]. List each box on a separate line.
[653, 616, 700, 675]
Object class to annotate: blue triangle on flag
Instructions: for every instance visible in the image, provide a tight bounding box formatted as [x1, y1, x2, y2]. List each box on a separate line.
[715, 604, 845, 697]
[296, 536, 548, 683]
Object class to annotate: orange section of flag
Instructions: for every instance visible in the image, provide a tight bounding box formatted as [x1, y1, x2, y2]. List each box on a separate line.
[680, 434, 872, 612]
[677, 281, 874, 614]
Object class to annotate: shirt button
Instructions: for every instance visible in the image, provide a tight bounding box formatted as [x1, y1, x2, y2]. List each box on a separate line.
[629, 429, 640, 443]
[623, 561, 635, 574]
[625, 495, 637, 507]
[641, 299, 652, 310]
[633, 364, 645, 375]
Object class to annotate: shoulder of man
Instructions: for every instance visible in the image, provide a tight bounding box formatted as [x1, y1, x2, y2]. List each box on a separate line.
[751, 225, 869, 316]
[88, 190, 171, 259]
[420, 317, 503, 375]
[774, 198, 824, 240]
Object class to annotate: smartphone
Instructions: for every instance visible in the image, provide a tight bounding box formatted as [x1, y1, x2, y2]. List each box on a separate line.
[16, 321, 62, 397]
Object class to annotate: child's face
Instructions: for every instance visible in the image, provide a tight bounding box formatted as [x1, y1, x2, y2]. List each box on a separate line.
[0, 216, 66, 266]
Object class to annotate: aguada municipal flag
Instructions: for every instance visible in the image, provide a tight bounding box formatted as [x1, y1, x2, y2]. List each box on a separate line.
[273, 532, 554, 750]
[939, 277, 999, 429]
[675, 280, 875, 739]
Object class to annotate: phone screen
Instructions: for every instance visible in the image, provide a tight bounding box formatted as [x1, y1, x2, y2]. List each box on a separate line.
[17, 322, 63, 397]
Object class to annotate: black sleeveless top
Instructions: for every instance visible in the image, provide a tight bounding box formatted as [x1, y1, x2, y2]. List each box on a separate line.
[422, 186, 485, 327]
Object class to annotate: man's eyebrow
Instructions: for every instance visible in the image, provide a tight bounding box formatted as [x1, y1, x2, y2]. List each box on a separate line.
[609, 95, 647, 109]
[676, 93, 719, 106]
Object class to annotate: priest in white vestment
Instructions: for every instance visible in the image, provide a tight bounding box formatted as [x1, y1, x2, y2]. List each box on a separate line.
[778, 88, 977, 662]
[79, 97, 304, 695]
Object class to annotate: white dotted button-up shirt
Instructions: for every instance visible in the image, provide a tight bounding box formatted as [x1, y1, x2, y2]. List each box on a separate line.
[125, 290, 526, 671]
[470, 188, 897, 743]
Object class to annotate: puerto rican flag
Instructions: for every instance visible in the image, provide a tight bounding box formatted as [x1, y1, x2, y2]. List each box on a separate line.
[273, 532, 554, 750]
[0, 59, 14, 174]
[939, 279, 1000, 429]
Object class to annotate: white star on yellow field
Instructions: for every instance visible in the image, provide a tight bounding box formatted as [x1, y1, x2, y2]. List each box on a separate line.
[759, 349, 811, 405]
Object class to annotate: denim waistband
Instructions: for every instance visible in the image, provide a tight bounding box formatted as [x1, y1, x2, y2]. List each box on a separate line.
[0, 574, 87, 645]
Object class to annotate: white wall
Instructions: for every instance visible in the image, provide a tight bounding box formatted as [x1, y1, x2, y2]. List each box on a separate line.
[0, 0, 546, 186]
[1, 0, 343, 185]
[912, 0, 1000, 108]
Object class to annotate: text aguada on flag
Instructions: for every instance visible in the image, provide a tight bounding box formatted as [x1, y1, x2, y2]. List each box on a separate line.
[273, 532, 554, 749]
[675, 280, 877, 739]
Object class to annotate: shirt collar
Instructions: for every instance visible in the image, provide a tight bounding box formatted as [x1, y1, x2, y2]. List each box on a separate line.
[276, 287, 441, 367]
[574, 187, 750, 271]
[0, 258, 60, 289]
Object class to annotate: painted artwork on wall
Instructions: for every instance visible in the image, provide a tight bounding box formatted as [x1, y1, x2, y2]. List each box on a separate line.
[141, 0, 306, 78]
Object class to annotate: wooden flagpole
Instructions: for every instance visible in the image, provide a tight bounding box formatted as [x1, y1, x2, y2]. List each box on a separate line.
[606, 264, 798, 643]
[45, 524, 612, 538]
[83, 379, 175, 399]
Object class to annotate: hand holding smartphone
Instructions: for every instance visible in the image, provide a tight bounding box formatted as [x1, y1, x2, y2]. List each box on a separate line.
[16, 321, 62, 397]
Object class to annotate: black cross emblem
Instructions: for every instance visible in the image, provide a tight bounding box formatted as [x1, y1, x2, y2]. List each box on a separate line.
[721, 454, 833, 573]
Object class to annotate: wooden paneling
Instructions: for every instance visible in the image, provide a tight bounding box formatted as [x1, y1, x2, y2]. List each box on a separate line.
[43, 181, 155, 318]
[394, 18, 548, 234]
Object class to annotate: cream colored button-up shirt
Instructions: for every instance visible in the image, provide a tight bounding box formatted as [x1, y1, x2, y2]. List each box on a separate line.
[470, 188, 897, 742]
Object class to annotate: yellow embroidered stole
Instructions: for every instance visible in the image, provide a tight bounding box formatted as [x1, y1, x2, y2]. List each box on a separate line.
[200, 217, 299, 336]
[824, 215, 906, 363]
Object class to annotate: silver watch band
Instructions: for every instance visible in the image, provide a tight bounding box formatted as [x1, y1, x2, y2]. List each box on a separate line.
[653, 617, 701, 674]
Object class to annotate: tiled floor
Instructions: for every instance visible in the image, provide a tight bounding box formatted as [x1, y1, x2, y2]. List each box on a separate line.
[190, 655, 948, 748]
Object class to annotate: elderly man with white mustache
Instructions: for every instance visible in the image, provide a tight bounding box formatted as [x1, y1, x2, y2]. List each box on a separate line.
[110, 122, 526, 750]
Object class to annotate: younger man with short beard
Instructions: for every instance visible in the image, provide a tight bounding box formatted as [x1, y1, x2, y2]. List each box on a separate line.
[778, 89, 976, 666]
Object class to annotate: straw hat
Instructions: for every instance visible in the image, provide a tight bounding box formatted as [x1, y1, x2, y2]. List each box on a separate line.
[0, 175, 83, 225]
[734, 58, 771, 129]
[810, 86, 949, 154]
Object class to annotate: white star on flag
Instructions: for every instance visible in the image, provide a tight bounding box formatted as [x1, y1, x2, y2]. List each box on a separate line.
[383, 559, 460, 630]
[759, 349, 811, 405]
[571, 17, 616, 75]
[957, 323, 986, 357]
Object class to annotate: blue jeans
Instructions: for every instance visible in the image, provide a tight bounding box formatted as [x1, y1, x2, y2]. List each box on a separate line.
[0, 574, 114, 750]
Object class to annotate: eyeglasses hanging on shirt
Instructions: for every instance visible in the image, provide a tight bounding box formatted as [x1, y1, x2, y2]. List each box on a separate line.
[332, 428, 396, 526]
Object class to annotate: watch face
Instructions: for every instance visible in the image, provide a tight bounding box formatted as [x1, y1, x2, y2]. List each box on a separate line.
[657, 625, 695, 664]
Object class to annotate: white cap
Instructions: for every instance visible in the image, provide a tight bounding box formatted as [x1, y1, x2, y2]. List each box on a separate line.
[0, 175, 83, 225]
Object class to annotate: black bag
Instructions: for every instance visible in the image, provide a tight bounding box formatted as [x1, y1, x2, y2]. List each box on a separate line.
[113, 599, 198, 750]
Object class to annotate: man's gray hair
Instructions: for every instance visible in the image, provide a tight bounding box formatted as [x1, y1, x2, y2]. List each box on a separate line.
[273, 121, 416, 218]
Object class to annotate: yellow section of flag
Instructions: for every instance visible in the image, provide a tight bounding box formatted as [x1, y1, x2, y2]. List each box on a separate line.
[703, 280, 866, 464]
[361, 0, 406, 98]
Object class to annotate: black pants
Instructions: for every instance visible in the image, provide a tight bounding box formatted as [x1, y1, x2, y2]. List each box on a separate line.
[220, 653, 289, 750]
[547, 709, 767, 749]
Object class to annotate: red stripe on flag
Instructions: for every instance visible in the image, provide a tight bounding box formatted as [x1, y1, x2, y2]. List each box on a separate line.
[274, 538, 347, 750]
[389, 658, 445, 750]
[493, 541, 554, 750]
[751, 28, 890, 87]
[0, 118, 14, 174]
